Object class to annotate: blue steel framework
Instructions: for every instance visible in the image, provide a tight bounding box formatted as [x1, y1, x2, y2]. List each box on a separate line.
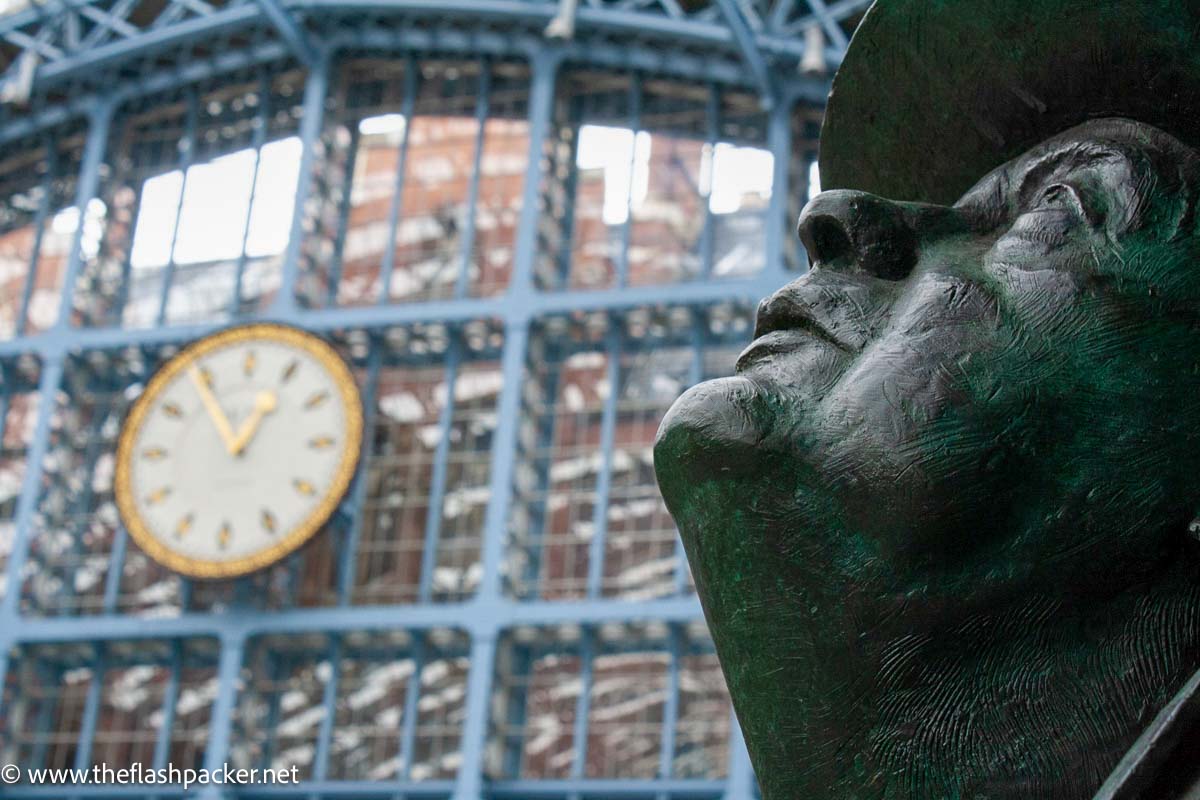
[0, 1, 858, 798]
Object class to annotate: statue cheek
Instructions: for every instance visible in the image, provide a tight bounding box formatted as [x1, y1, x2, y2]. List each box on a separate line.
[984, 235, 1102, 292]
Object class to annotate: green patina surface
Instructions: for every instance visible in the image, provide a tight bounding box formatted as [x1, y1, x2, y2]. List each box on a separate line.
[656, 107, 1200, 799]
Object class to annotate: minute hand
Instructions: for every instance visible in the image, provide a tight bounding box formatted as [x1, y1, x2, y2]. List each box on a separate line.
[188, 365, 237, 453]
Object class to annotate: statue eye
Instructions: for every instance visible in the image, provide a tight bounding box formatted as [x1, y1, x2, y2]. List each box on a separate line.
[1028, 182, 1102, 227]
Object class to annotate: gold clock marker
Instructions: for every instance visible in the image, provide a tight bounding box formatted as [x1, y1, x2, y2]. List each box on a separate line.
[143, 447, 168, 460]
[162, 402, 183, 418]
[218, 522, 231, 549]
[293, 478, 316, 496]
[309, 436, 335, 450]
[282, 360, 299, 383]
[175, 513, 194, 538]
[261, 509, 277, 534]
[146, 487, 172, 505]
[304, 391, 329, 410]
[243, 351, 256, 377]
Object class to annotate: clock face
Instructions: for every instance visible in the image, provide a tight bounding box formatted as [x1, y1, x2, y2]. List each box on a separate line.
[114, 323, 363, 579]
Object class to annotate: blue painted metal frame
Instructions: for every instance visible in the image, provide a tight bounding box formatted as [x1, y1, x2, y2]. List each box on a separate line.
[0, 1, 841, 795]
[0, 0, 858, 104]
[251, 0, 317, 68]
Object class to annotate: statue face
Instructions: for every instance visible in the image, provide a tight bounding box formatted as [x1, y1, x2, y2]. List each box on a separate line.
[657, 118, 1200, 639]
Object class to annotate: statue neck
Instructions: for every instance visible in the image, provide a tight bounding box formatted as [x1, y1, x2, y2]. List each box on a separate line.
[832, 560, 1200, 800]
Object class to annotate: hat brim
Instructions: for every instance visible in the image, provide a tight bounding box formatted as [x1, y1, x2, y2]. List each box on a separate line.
[819, 0, 1200, 206]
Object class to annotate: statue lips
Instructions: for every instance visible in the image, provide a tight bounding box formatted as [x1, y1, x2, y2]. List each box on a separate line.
[735, 283, 854, 372]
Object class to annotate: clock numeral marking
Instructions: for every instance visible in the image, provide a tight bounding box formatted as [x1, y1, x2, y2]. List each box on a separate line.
[199, 367, 215, 388]
[162, 402, 183, 419]
[309, 436, 335, 450]
[304, 391, 329, 410]
[261, 509, 277, 534]
[244, 351, 257, 377]
[175, 513, 194, 539]
[282, 360, 299, 383]
[293, 478, 316, 497]
[143, 447, 168, 461]
[146, 486, 172, 505]
[218, 522, 232, 549]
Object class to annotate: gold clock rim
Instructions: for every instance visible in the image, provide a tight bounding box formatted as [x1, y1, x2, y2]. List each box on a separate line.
[113, 322, 364, 580]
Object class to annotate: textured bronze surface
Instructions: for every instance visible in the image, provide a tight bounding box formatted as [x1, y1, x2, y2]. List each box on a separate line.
[822, 0, 1200, 206]
[654, 4, 1200, 797]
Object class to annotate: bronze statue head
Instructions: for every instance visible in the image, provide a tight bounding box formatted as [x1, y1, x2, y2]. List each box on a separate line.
[654, 2, 1200, 798]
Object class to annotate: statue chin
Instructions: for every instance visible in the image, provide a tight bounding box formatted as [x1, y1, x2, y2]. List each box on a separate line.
[654, 377, 766, 487]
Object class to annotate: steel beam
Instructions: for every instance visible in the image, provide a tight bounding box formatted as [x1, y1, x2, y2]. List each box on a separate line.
[699, 84, 719, 278]
[334, 342, 383, 602]
[154, 87, 198, 327]
[723, 712, 755, 800]
[764, 93, 795, 284]
[51, 94, 116, 331]
[418, 337, 461, 603]
[374, 57, 418, 306]
[251, 0, 316, 68]
[614, 76, 641, 289]
[456, 60, 491, 300]
[586, 326, 621, 598]
[0, 32, 831, 150]
[71, 644, 106, 772]
[397, 633, 426, 779]
[195, 632, 247, 800]
[803, 0, 849, 50]
[780, 0, 871, 35]
[4, 596, 704, 649]
[451, 631, 498, 800]
[151, 641, 184, 770]
[15, 137, 55, 335]
[230, 69, 272, 316]
[311, 635, 342, 781]
[658, 625, 683, 793]
[0, 354, 63, 697]
[0, 0, 856, 115]
[0, 275, 770, 361]
[274, 44, 330, 315]
[323, 123, 361, 307]
[713, 0, 776, 107]
[570, 629, 595, 785]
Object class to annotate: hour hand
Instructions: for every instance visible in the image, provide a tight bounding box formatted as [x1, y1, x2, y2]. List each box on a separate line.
[187, 365, 237, 453]
[230, 390, 277, 456]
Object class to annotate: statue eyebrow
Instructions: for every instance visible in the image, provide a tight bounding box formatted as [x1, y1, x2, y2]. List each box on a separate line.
[955, 141, 1143, 231]
[1012, 143, 1134, 206]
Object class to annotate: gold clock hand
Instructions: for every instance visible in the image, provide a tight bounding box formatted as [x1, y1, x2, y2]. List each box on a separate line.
[188, 365, 237, 453]
[230, 390, 278, 455]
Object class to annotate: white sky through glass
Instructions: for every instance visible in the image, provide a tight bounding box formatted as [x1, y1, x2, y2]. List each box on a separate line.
[126, 123, 774, 268]
[130, 137, 301, 269]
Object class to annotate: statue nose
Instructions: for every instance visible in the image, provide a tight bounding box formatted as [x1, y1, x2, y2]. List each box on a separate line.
[797, 190, 918, 280]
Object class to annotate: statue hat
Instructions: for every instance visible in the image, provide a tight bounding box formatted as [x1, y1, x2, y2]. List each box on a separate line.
[819, 0, 1200, 206]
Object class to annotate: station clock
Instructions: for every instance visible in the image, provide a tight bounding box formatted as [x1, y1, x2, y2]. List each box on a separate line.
[114, 323, 363, 579]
